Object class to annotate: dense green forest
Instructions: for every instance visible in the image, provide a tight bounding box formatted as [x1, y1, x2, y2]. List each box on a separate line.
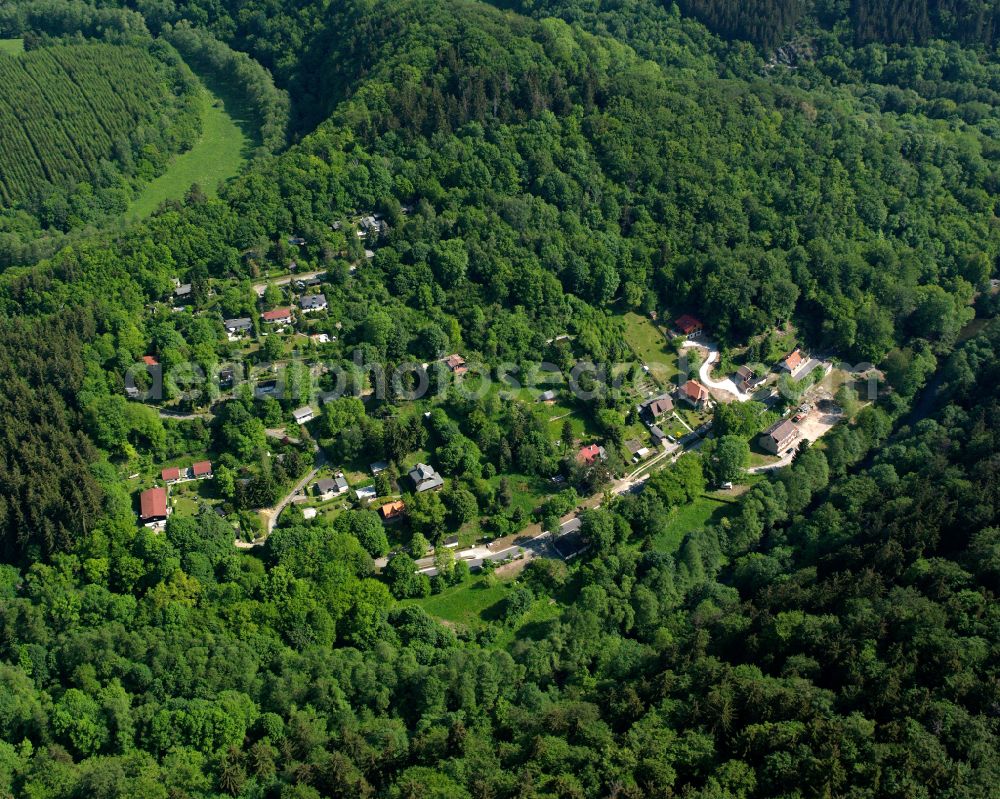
[0, 0, 995, 795]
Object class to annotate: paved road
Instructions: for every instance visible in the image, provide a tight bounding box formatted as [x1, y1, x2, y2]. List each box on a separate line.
[685, 338, 754, 402]
[748, 449, 796, 473]
[262, 445, 325, 533]
[252, 270, 326, 296]
[145, 405, 214, 421]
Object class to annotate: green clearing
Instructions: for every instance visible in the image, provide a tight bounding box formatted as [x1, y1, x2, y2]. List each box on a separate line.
[621, 312, 678, 385]
[651, 492, 740, 553]
[409, 575, 510, 629]
[0, 38, 24, 56]
[126, 69, 253, 221]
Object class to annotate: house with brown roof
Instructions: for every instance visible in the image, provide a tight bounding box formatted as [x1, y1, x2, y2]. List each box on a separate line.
[674, 314, 704, 337]
[759, 419, 801, 455]
[444, 354, 467, 376]
[735, 365, 764, 392]
[139, 487, 170, 528]
[639, 393, 674, 422]
[678, 380, 710, 408]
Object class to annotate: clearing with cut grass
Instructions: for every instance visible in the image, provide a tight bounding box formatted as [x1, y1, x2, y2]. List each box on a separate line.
[126, 70, 253, 220]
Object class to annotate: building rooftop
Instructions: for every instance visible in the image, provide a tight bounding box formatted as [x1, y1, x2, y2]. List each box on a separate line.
[139, 487, 168, 520]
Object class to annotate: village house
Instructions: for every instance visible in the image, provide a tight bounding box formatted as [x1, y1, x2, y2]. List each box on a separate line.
[139, 487, 170, 529]
[735, 365, 764, 392]
[299, 294, 328, 313]
[444, 354, 468, 376]
[225, 317, 253, 337]
[288, 236, 307, 246]
[538, 389, 558, 403]
[315, 474, 349, 501]
[678, 379, 710, 408]
[639, 393, 674, 422]
[173, 283, 192, 302]
[409, 463, 444, 492]
[142, 355, 159, 367]
[358, 215, 386, 238]
[380, 500, 406, 521]
[219, 367, 235, 388]
[261, 307, 293, 325]
[781, 349, 807, 377]
[649, 425, 668, 446]
[577, 444, 607, 466]
[161, 467, 187, 484]
[192, 461, 213, 480]
[255, 379, 278, 398]
[370, 460, 389, 475]
[355, 485, 377, 502]
[674, 314, 704, 337]
[760, 419, 801, 455]
[292, 406, 315, 425]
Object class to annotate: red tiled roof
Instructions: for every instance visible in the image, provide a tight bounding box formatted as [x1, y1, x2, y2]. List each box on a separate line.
[675, 314, 703, 334]
[139, 487, 167, 519]
[161, 467, 181, 482]
[380, 500, 406, 519]
[577, 444, 603, 465]
[192, 460, 212, 477]
[142, 355, 159, 366]
[261, 307, 292, 321]
[784, 349, 803, 371]
[681, 380, 708, 402]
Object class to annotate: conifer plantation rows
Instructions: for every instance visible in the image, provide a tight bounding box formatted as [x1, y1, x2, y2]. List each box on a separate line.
[0, 41, 200, 207]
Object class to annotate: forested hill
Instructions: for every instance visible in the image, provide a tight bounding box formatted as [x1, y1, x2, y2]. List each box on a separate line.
[0, 0, 995, 794]
[630, 0, 1000, 49]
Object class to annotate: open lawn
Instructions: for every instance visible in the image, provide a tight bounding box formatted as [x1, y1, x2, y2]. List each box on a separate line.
[621, 312, 677, 386]
[651, 492, 740, 553]
[409, 575, 510, 629]
[126, 69, 253, 220]
[171, 495, 200, 519]
[0, 39, 24, 56]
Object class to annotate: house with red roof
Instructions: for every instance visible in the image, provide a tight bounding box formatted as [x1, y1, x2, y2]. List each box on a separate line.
[674, 314, 704, 337]
[678, 379, 710, 408]
[192, 460, 213, 479]
[142, 355, 159, 366]
[139, 487, 170, 528]
[261, 307, 293, 325]
[577, 444, 607, 466]
[161, 466, 186, 484]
